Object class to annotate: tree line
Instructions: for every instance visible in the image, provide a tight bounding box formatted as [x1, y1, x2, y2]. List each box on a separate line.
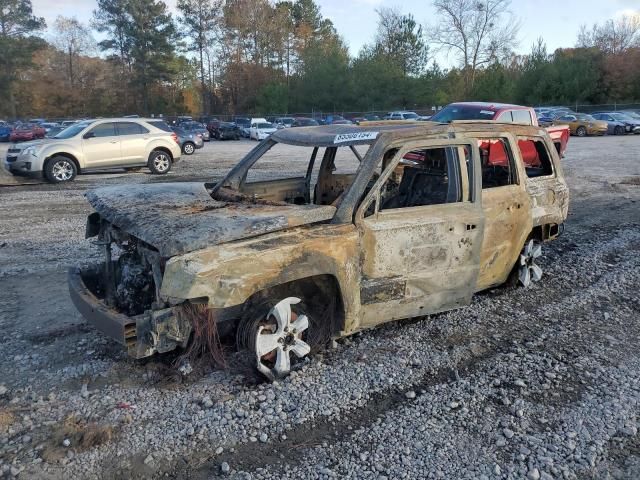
[0, 0, 639, 119]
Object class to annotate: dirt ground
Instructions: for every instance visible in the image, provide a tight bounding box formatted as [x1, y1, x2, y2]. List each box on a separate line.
[0, 134, 639, 479]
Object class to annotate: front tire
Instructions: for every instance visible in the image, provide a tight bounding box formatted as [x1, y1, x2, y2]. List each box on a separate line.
[147, 150, 172, 175]
[614, 126, 624, 135]
[237, 297, 311, 381]
[182, 142, 196, 155]
[44, 156, 77, 183]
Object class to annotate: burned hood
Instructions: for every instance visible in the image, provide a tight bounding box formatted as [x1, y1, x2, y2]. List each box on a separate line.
[86, 183, 336, 257]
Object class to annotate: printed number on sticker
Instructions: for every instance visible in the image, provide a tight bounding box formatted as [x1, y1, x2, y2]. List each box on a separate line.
[334, 131, 379, 144]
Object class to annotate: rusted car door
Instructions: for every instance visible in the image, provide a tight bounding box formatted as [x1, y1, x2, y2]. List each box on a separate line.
[474, 134, 532, 290]
[515, 134, 569, 234]
[355, 138, 485, 327]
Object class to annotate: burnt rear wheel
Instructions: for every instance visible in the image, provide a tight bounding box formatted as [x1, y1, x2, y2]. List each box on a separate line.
[518, 240, 543, 287]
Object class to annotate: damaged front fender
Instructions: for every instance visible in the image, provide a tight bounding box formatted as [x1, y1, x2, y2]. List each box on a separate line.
[160, 224, 362, 332]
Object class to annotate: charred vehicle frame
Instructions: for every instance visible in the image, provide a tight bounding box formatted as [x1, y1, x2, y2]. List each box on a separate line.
[69, 122, 569, 380]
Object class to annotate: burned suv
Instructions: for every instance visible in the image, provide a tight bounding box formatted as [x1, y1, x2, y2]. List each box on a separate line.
[69, 123, 569, 380]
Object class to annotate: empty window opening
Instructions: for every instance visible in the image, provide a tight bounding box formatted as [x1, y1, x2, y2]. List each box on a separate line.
[517, 138, 553, 178]
[478, 138, 517, 189]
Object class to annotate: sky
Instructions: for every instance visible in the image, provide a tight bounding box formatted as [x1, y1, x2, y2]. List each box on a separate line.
[32, 0, 640, 66]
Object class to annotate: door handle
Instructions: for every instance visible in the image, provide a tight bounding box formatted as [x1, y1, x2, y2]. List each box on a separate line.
[110, 141, 118, 144]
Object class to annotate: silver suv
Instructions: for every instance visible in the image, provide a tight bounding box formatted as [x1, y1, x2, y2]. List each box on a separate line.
[4, 118, 182, 183]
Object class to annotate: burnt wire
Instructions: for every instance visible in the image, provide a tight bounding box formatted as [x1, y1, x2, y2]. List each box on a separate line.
[176, 303, 227, 369]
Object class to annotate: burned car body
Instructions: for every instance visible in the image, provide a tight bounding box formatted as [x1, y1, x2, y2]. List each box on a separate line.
[69, 122, 569, 379]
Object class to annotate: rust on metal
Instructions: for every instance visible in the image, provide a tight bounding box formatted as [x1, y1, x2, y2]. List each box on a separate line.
[70, 122, 570, 366]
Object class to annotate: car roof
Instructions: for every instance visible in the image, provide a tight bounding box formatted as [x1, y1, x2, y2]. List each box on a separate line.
[447, 102, 531, 111]
[270, 122, 547, 147]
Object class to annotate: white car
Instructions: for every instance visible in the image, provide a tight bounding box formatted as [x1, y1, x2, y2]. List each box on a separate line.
[385, 111, 429, 121]
[4, 118, 182, 183]
[249, 122, 277, 141]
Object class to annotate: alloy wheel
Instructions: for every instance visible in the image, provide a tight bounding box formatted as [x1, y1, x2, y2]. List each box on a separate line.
[153, 154, 170, 172]
[52, 160, 74, 182]
[254, 297, 311, 380]
[518, 240, 543, 287]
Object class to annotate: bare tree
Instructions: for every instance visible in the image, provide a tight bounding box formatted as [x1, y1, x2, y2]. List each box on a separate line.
[51, 16, 94, 88]
[430, 0, 519, 93]
[577, 13, 640, 54]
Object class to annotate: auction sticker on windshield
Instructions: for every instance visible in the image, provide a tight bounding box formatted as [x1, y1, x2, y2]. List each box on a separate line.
[334, 131, 379, 144]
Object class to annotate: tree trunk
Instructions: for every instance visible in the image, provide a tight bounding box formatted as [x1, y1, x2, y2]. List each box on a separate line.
[68, 46, 74, 88]
[199, 44, 207, 116]
[8, 86, 16, 120]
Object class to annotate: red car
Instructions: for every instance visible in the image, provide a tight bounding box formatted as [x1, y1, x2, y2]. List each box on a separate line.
[431, 102, 570, 157]
[9, 124, 46, 142]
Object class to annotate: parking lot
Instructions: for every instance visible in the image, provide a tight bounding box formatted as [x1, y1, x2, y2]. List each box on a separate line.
[0, 135, 639, 479]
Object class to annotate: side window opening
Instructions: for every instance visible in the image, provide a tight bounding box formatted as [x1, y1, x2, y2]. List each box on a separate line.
[377, 146, 462, 212]
[478, 138, 517, 189]
[88, 123, 116, 138]
[497, 111, 513, 123]
[517, 138, 554, 178]
[512, 110, 533, 125]
[117, 122, 148, 135]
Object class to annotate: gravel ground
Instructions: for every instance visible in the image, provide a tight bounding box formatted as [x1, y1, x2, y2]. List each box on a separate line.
[0, 135, 639, 479]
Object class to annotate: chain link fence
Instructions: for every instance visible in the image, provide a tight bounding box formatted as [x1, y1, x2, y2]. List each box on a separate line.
[14, 102, 640, 125]
[534, 103, 640, 114]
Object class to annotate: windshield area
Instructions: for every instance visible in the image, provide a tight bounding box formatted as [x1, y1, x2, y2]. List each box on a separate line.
[610, 113, 632, 121]
[403, 112, 419, 119]
[214, 141, 369, 208]
[53, 122, 92, 139]
[256, 123, 274, 129]
[431, 105, 496, 123]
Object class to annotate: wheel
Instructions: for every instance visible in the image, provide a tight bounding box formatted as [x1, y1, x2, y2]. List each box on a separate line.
[182, 142, 196, 155]
[237, 297, 311, 381]
[614, 126, 624, 135]
[518, 240, 543, 287]
[576, 126, 587, 137]
[147, 150, 172, 174]
[44, 156, 77, 183]
[234, 133, 240, 140]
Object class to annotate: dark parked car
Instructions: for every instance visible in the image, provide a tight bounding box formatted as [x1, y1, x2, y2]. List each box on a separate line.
[180, 121, 210, 141]
[233, 117, 252, 137]
[318, 115, 351, 125]
[171, 126, 204, 155]
[292, 117, 319, 127]
[591, 112, 640, 135]
[212, 122, 241, 140]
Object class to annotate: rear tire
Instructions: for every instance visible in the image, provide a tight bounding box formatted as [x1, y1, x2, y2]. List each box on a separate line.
[44, 156, 77, 183]
[576, 126, 587, 137]
[147, 150, 172, 175]
[182, 142, 196, 155]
